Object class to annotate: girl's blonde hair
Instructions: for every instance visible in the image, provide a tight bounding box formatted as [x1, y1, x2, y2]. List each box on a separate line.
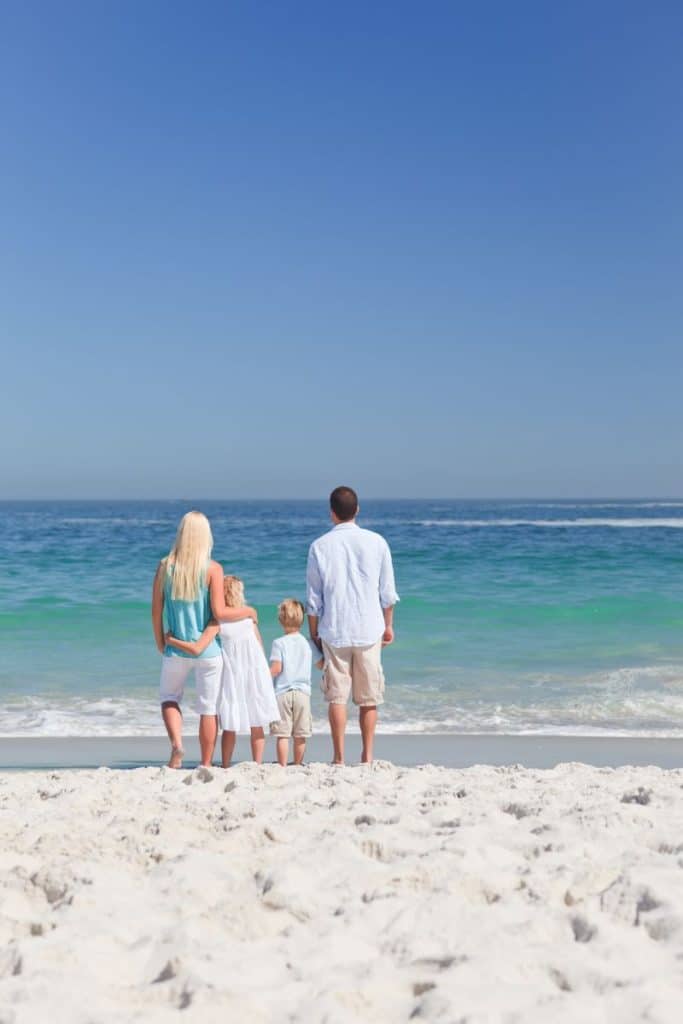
[164, 511, 213, 601]
[223, 575, 245, 607]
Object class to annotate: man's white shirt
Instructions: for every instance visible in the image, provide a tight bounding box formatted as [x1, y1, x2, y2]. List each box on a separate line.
[306, 522, 399, 647]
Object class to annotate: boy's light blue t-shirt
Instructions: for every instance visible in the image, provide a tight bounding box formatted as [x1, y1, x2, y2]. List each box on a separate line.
[269, 632, 315, 696]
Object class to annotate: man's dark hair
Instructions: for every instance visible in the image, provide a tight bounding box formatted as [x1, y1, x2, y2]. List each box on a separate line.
[330, 486, 358, 522]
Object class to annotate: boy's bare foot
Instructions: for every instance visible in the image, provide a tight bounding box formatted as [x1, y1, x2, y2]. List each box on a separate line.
[168, 746, 184, 769]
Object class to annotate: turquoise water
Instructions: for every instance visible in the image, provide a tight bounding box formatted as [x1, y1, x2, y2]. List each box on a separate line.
[2, 500, 683, 736]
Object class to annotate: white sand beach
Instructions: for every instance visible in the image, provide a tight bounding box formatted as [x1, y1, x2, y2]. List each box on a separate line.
[2, 760, 683, 1023]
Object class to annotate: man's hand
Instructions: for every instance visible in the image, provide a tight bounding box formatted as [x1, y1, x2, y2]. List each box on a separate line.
[382, 626, 394, 647]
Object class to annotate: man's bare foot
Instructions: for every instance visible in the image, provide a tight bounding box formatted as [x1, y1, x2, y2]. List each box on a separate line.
[168, 746, 184, 769]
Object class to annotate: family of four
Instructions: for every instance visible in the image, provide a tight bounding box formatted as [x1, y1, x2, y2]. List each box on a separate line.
[151, 486, 399, 767]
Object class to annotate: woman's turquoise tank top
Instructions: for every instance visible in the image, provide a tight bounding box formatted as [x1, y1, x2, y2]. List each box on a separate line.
[163, 564, 221, 659]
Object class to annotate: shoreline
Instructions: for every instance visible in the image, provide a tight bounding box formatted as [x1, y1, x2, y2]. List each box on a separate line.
[1, 732, 682, 770]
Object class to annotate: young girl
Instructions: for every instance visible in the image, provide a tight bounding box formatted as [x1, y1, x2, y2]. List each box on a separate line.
[166, 575, 279, 766]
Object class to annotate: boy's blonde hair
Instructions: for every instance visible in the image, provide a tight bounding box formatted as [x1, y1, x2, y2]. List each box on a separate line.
[223, 575, 245, 607]
[278, 598, 305, 629]
[164, 511, 213, 601]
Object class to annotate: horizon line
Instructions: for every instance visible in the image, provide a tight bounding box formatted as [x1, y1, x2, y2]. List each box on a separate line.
[2, 496, 683, 504]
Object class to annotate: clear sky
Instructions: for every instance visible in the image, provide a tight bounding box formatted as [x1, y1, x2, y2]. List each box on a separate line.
[2, 1, 682, 499]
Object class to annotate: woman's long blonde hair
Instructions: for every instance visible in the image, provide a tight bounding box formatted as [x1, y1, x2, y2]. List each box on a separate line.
[164, 511, 213, 601]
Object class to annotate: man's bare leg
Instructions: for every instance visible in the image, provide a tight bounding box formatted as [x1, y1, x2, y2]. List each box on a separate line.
[293, 737, 306, 765]
[359, 705, 377, 764]
[250, 727, 265, 764]
[221, 730, 236, 767]
[276, 737, 289, 767]
[162, 701, 184, 768]
[328, 703, 347, 764]
[198, 714, 218, 767]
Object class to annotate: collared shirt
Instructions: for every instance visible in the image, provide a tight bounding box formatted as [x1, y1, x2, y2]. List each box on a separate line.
[306, 522, 399, 647]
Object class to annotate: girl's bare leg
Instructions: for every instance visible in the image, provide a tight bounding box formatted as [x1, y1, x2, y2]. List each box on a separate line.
[162, 702, 184, 768]
[221, 730, 236, 768]
[293, 737, 306, 765]
[198, 715, 218, 767]
[250, 727, 265, 764]
[276, 737, 289, 767]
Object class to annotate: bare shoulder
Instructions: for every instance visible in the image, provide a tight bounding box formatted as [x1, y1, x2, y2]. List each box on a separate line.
[207, 560, 223, 578]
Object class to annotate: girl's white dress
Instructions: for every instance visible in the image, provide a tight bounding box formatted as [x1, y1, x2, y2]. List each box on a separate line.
[218, 619, 280, 732]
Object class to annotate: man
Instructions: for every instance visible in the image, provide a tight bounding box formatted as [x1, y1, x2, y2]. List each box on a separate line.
[306, 486, 399, 764]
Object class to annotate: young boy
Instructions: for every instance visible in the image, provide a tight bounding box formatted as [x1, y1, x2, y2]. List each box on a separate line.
[269, 598, 322, 766]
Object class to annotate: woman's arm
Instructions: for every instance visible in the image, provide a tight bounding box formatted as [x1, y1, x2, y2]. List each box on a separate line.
[151, 562, 166, 654]
[208, 562, 259, 623]
[164, 622, 220, 658]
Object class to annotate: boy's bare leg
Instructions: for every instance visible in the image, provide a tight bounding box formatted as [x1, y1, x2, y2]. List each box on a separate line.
[359, 705, 377, 764]
[250, 727, 265, 764]
[221, 730, 236, 768]
[198, 715, 218, 767]
[162, 702, 183, 768]
[328, 703, 346, 764]
[276, 737, 289, 767]
[293, 737, 306, 765]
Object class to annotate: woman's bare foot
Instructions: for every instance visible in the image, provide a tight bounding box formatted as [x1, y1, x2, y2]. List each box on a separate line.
[168, 746, 184, 769]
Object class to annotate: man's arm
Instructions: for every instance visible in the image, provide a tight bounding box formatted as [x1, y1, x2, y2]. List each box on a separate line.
[306, 545, 324, 650]
[379, 540, 399, 646]
[382, 605, 395, 646]
[307, 614, 322, 652]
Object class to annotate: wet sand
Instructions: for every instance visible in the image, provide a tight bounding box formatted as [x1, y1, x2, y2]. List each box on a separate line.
[0, 733, 681, 770]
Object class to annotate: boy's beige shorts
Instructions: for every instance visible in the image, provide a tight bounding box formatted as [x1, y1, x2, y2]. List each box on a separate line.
[270, 690, 312, 738]
[321, 639, 385, 707]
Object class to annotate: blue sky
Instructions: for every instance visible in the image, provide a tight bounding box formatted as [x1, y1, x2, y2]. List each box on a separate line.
[2, 1, 682, 498]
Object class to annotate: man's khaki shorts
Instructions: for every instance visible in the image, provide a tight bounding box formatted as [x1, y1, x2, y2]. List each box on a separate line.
[321, 639, 385, 707]
[270, 690, 312, 738]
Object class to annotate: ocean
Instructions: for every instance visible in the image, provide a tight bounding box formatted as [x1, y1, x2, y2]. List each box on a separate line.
[2, 499, 683, 738]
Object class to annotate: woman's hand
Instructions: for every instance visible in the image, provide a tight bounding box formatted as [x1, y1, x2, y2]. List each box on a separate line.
[245, 605, 259, 623]
[164, 631, 173, 646]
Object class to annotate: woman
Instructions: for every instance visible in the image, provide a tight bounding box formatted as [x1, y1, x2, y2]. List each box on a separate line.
[152, 510, 257, 768]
